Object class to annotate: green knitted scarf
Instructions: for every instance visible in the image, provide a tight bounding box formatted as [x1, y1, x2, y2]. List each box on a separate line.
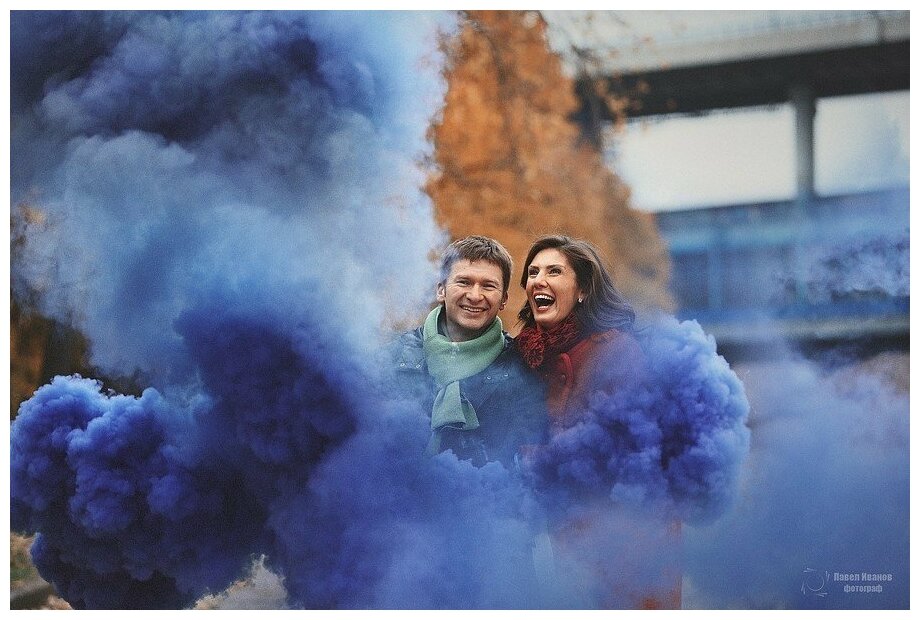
[422, 306, 504, 452]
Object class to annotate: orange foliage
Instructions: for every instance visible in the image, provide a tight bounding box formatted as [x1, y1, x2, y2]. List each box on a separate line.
[427, 10, 672, 332]
[10, 204, 89, 417]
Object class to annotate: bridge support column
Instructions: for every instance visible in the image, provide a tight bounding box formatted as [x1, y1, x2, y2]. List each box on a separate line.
[789, 83, 816, 305]
[789, 83, 816, 203]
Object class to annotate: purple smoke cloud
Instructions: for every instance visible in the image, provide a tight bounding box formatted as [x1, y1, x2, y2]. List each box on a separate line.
[11, 10, 752, 609]
[683, 352, 909, 609]
[524, 316, 751, 525]
[11, 376, 266, 608]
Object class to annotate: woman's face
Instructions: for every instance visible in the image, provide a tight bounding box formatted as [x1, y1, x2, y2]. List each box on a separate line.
[525, 248, 583, 330]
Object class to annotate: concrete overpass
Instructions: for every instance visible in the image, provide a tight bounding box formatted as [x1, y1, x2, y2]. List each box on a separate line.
[549, 10, 909, 201]
[544, 11, 910, 359]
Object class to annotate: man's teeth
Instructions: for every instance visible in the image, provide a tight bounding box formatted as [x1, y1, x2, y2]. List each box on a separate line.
[461, 306, 485, 312]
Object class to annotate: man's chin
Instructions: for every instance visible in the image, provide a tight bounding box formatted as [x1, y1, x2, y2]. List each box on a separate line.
[460, 321, 488, 333]
[459, 317, 495, 335]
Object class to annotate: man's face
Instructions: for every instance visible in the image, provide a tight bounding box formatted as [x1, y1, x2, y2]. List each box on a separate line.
[436, 259, 507, 342]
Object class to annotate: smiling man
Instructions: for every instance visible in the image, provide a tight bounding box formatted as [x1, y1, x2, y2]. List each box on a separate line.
[391, 236, 547, 467]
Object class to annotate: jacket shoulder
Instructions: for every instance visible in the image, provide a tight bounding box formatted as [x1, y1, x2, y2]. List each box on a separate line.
[388, 326, 426, 370]
[492, 334, 546, 389]
[495, 332, 528, 368]
[590, 328, 643, 356]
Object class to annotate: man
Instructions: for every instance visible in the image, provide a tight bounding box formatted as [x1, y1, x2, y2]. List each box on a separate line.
[392, 236, 547, 467]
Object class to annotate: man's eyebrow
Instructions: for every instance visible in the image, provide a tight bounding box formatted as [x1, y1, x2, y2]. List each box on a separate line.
[455, 274, 500, 285]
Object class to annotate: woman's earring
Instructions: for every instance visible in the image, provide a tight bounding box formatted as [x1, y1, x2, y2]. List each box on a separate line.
[578, 297, 583, 303]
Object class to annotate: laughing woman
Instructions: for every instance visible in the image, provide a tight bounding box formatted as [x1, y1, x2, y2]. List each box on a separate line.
[516, 234, 681, 609]
[516, 235, 645, 425]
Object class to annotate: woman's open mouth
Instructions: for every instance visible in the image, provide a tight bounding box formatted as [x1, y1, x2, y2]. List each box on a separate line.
[533, 293, 555, 309]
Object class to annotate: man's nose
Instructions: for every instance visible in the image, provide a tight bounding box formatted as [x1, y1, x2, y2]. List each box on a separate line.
[466, 285, 485, 300]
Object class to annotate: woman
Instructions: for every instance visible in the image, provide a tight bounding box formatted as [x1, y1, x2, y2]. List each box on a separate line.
[516, 234, 646, 427]
[516, 235, 681, 609]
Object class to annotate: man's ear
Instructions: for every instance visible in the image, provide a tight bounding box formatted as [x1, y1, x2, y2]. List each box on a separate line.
[500, 291, 509, 309]
[436, 282, 446, 303]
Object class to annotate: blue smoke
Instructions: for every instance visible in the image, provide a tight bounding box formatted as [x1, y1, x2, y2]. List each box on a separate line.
[10, 376, 267, 608]
[525, 316, 751, 524]
[10, 9, 456, 608]
[798, 230, 910, 301]
[11, 10, 447, 383]
[683, 353, 909, 609]
[11, 10, 752, 609]
[677, 191, 910, 609]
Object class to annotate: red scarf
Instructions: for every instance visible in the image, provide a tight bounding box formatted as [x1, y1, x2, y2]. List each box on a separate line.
[516, 314, 583, 369]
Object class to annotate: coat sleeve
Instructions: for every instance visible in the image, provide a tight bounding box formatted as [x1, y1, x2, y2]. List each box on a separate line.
[505, 360, 549, 455]
[518, 364, 550, 443]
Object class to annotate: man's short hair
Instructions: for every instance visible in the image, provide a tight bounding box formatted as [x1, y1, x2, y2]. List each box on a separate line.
[440, 235, 513, 294]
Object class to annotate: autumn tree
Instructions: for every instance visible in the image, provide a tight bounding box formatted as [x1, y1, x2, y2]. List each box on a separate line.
[427, 10, 672, 331]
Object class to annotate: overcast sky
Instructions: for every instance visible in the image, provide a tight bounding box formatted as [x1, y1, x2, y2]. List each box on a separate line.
[610, 91, 909, 212]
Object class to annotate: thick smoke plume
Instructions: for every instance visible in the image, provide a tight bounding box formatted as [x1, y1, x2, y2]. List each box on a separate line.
[683, 351, 909, 609]
[11, 376, 267, 608]
[11, 10, 447, 383]
[10, 10, 455, 608]
[527, 317, 750, 525]
[11, 11, 750, 609]
[680, 193, 910, 608]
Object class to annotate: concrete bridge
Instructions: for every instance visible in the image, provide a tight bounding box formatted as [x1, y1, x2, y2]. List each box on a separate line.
[556, 11, 910, 358]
